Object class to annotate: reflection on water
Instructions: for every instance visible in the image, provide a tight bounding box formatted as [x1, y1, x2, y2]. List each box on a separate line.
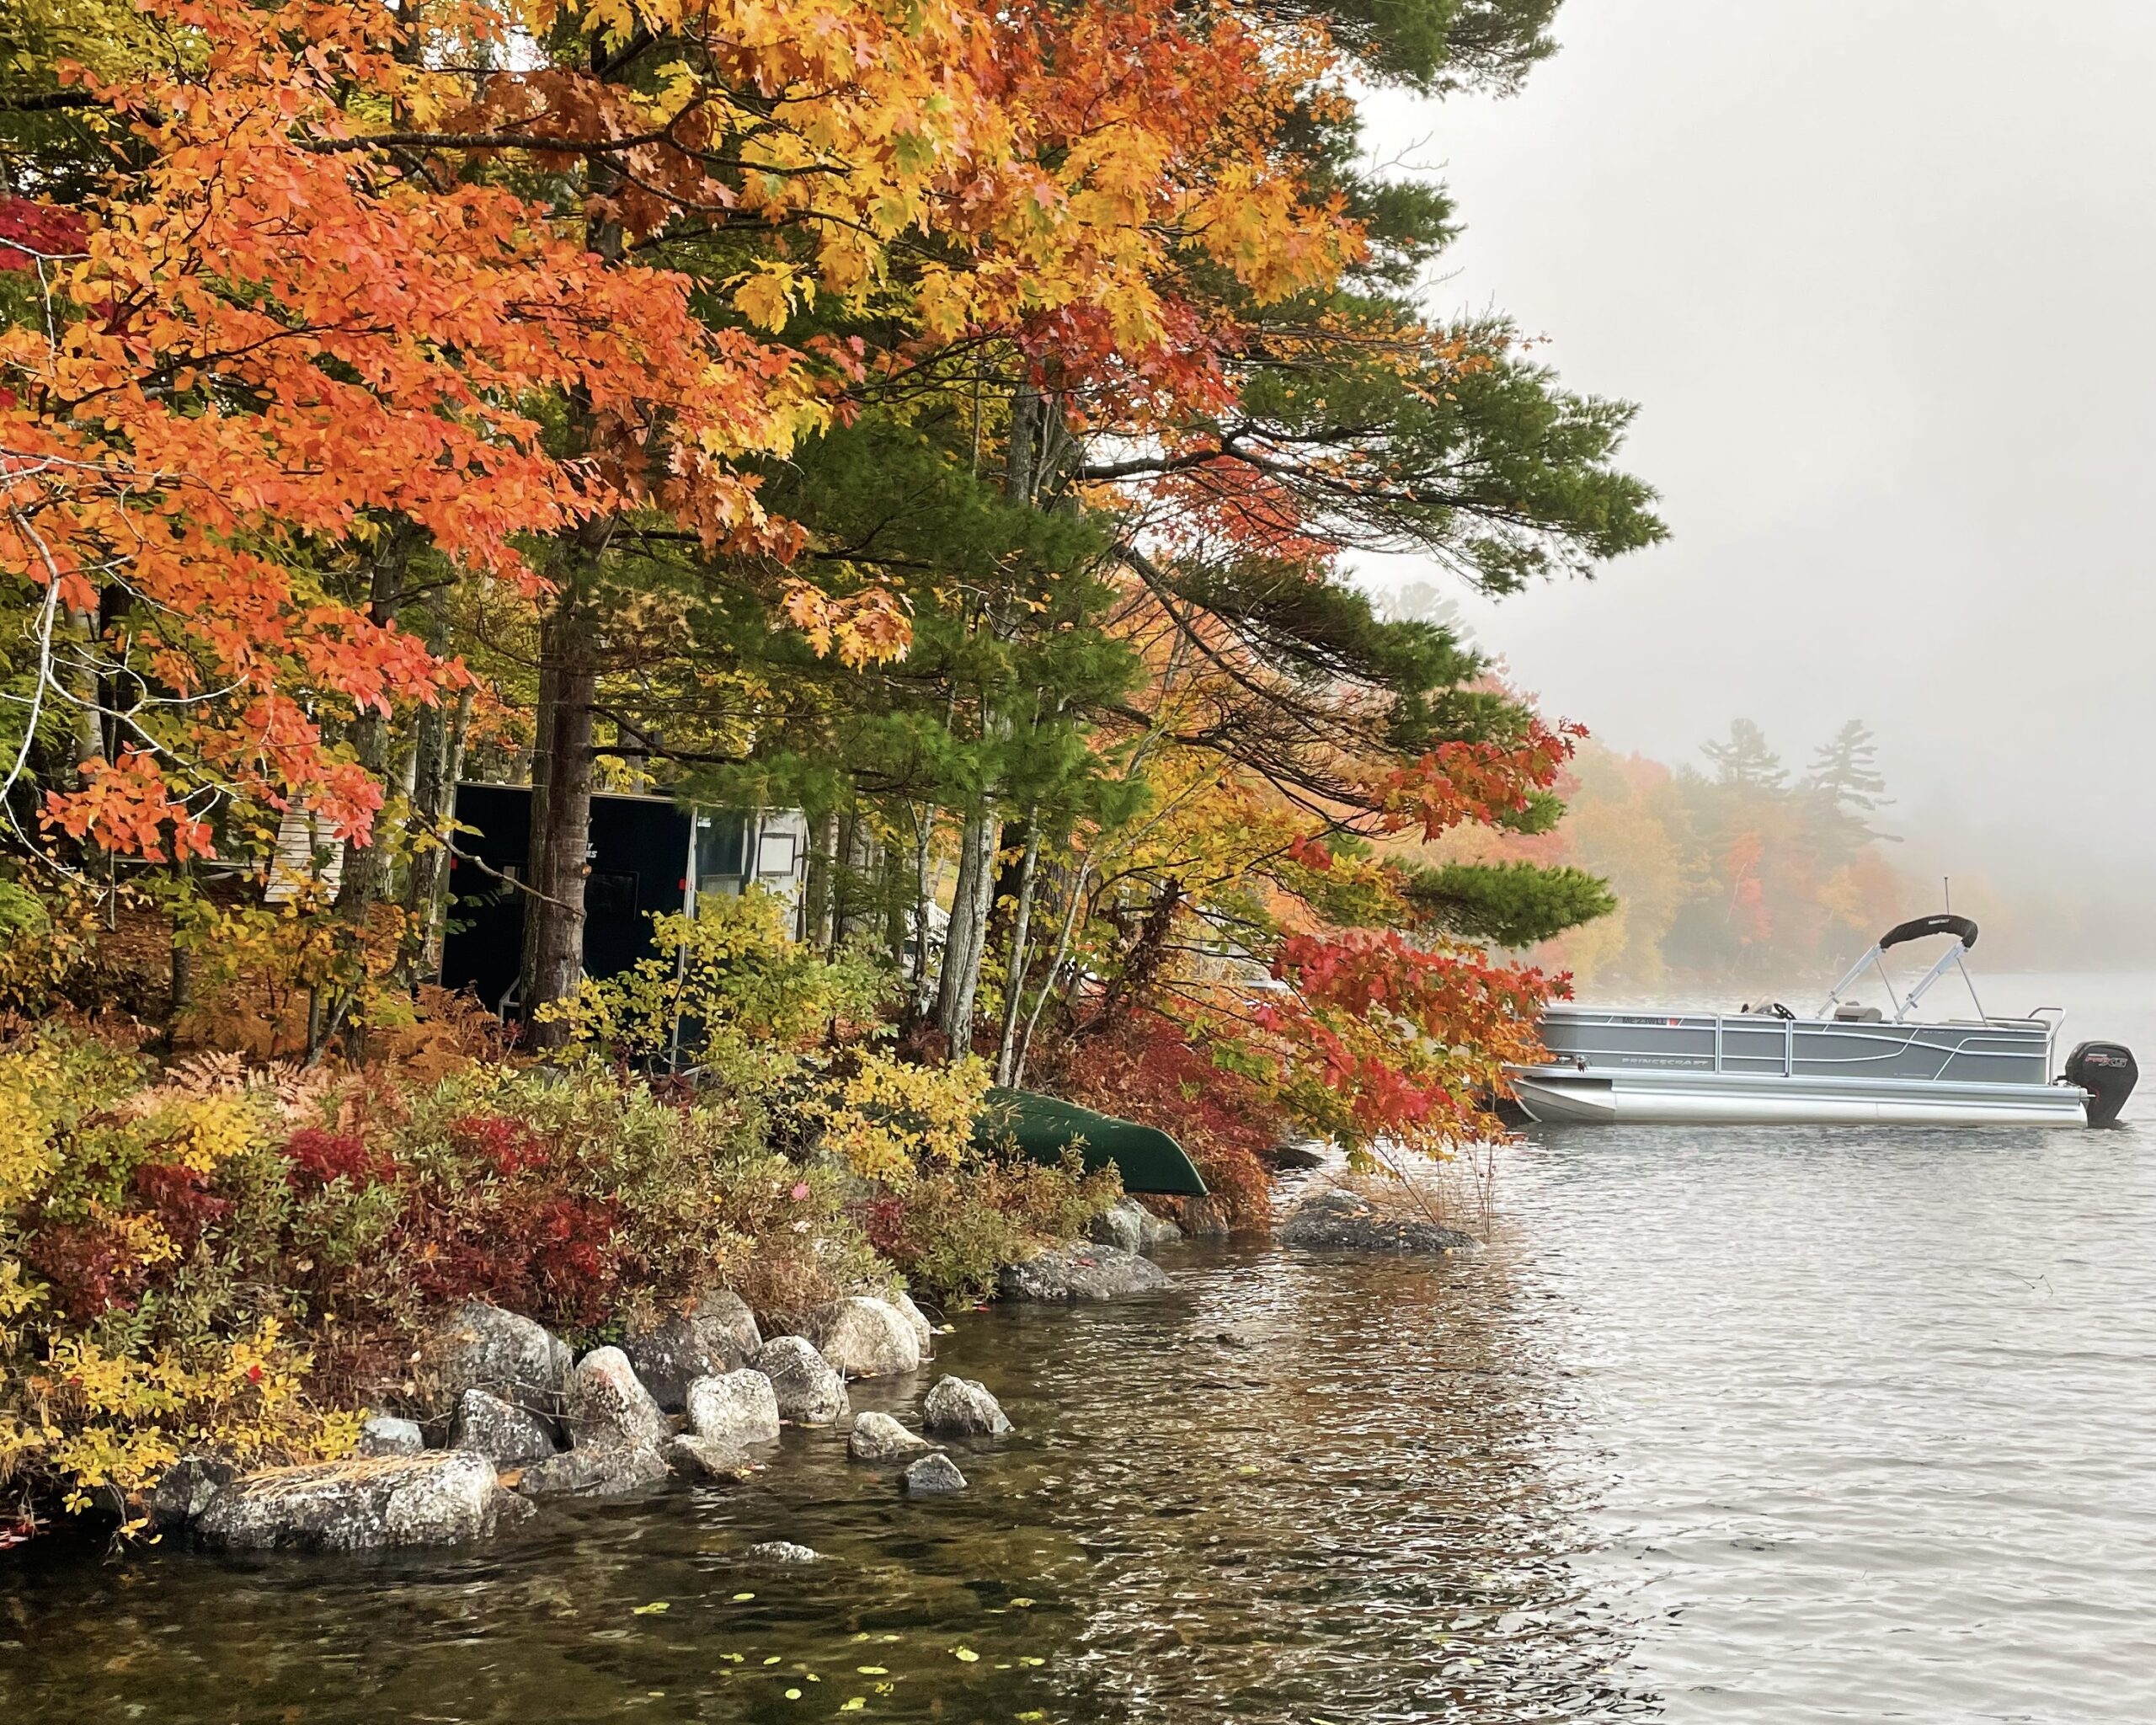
[0, 1238, 1637, 1724]
[8, 979, 2156, 1722]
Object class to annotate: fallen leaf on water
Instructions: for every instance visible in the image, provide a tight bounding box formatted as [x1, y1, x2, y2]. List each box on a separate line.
[720, 1653, 745, 1664]
[1019, 1657, 1045, 1668]
[784, 1687, 802, 1701]
[733, 1592, 757, 1602]
[1008, 1598, 1035, 1609]
[764, 1656, 783, 1666]
[632, 1602, 670, 1616]
[857, 1666, 889, 1675]
[953, 1648, 979, 1664]
[840, 1702, 867, 1714]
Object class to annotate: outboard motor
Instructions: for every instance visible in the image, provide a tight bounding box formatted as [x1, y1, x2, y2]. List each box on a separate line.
[2065, 1041, 2138, 1128]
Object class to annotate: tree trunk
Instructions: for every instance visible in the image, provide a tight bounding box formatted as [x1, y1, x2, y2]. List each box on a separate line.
[803, 809, 840, 949]
[933, 805, 1000, 1055]
[1013, 857, 1089, 1088]
[524, 596, 597, 1047]
[334, 519, 419, 918]
[403, 595, 470, 989]
[993, 818, 1042, 1084]
[907, 806, 939, 1021]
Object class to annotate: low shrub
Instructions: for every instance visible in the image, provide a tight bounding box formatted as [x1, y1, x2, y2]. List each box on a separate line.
[867, 1151, 1121, 1306]
[0, 1033, 886, 1523]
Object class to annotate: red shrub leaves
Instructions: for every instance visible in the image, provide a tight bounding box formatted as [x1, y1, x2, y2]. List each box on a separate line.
[131, 1161, 232, 1253]
[281, 1128, 389, 1188]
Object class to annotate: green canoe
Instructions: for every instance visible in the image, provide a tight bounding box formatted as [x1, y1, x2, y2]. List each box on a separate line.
[970, 1087, 1209, 1196]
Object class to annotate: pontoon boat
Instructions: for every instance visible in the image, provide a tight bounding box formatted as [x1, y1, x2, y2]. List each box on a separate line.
[1508, 915, 2137, 1128]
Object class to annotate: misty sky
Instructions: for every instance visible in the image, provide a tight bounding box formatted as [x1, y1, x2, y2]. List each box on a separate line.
[1361, 0, 2156, 883]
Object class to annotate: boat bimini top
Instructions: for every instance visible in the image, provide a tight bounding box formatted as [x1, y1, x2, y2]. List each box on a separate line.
[1817, 913, 1986, 1025]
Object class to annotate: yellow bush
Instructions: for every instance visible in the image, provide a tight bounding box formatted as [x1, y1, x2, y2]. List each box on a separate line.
[816, 1052, 992, 1184]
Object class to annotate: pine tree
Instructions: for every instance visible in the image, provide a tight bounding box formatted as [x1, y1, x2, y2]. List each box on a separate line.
[1701, 718, 1786, 791]
[1805, 720, 1891, 816]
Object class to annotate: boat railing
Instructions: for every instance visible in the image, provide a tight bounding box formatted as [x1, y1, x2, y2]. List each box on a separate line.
[1537, 1007, 2051, 1083]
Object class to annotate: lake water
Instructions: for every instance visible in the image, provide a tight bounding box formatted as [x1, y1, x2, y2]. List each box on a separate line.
[5, 974, 2152, 1722]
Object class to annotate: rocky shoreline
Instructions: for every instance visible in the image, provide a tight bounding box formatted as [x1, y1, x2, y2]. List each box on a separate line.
[152, 1221, 1172, 1556]
[144, 1187, 1468, 1557]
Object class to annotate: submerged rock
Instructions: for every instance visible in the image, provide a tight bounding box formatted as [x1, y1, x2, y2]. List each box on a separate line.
[1278, 1188, 1476, 1254]
[668, 1434, 755, 1482]
[921, 1375, 1012, 1439]
[413, 1302, 571, 1429]
[847, 1410, 930, 1461]
[750, 1336, 850, 1426]
[451, 1388, 557, 1466]
[899, 1451, 967, 1496]
[196, 1451, 503, 1551]
[514, 1441, 670, 1500]
[1089, 1198, 1183, 1256]
[744, 1540, 821, 1563]
[564, 1347, 672, 1453]
[998, 1242, 1170, 1301]
[624, 1290, 762, 1413]
[805, 1296, 921, 1379]
[686, 1369, 782, 1448]
[355, 1415, 424, 1459]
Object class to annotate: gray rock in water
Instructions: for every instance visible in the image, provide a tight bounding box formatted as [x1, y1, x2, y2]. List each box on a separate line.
[891, 1290, 935, 1357]
[668, 1434, 755, 1482]
[412, 1302, 571, 1429]
[1264, 1140, 1328, 1172]
[997, 1242, 1170, 1301]
[565, 1346, 673, 1453]
[196, 1451, 502, 1551]
[451, 1388, 557, 1466]
[514, 1441, 670, 1499]
[899, 1451, 967, 1496]
[355, 1415, 424, 1459]
[804, 1296, 921, 1379]
[921, 1375, 1012, 1438]
[1277, 1188, 1476, 1254]
[750, 1335, 850, 1426]
[744, 1540, 821, 1563]
[148, 1451, 237, 1530]
[847, 1410, 930, 1461]
[623, 1290, 762, 1413]
[1089, 1198, 1182, 1256]
[686, 1369, 782, 1447]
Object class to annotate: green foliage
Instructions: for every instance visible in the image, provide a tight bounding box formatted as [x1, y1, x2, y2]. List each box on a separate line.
[1401, 859, 1616, 947]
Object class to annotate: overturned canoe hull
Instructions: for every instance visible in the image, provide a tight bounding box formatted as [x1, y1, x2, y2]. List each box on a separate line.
[971, 1088, 1210, 1195]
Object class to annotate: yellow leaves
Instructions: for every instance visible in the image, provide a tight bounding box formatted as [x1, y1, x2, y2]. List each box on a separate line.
[914, 266, 973, 341]
[814, 1052, 991, 1184]
[0, 1046, 61, 1210]
[168, 1094, 256, 1173]
[778, 579, 915, 669]
[734, 264, 802, 334]
[30, 1316, 350, 1511]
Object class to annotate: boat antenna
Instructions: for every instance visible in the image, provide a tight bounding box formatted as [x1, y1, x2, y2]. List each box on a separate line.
[1943, 875, 1951, 912]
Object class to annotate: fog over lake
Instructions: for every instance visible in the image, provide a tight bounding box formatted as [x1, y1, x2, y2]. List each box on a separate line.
[1360, 0, 2156, 953]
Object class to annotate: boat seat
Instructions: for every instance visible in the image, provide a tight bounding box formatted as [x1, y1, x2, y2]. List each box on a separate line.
[1833, 1003, 1885, 1022]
